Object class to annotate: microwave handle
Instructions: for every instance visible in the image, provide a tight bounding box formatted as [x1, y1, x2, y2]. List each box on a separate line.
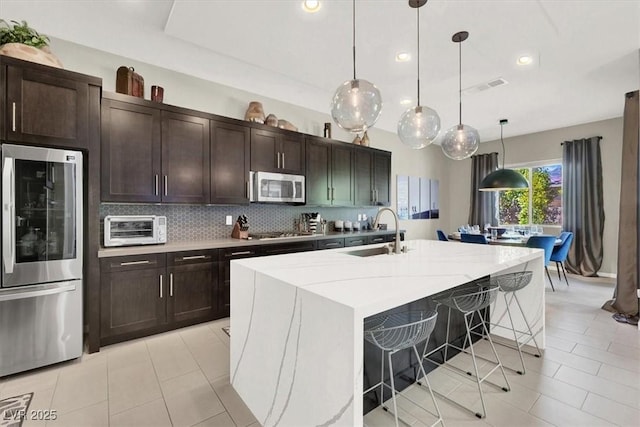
[2, 156, 15, 274]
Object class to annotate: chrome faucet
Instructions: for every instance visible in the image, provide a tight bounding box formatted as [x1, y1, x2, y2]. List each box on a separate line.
[372, 207, 402, 254]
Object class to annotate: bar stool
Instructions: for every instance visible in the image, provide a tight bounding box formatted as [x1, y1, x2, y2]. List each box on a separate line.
[364, 310, 444, 427]
[488, 271, 542, 374]
[422, 282, 510, 419]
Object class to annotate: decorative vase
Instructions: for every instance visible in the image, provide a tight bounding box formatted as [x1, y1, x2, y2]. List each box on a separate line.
[361, 131, 370, 147]
[244, 102, 265, 123]
[352, 134, 362, 145]
[0, 43, 63, 68]
[277, 119, 298, 132]
[265, 114, 278, 127]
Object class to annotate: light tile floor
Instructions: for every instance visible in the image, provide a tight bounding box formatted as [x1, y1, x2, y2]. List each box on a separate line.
[0, 274, 637, 426]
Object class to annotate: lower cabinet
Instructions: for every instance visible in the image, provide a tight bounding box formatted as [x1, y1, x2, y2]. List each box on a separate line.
[100, 250, 218, 345]
[218, 246, 262, 318]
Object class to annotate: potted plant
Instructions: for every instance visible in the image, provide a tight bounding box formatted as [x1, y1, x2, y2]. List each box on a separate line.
[0, 20, 63, 68]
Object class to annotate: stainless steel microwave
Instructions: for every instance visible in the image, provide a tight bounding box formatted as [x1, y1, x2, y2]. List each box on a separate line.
[103, 215, 167, 247]
[250, 171, 305, 204]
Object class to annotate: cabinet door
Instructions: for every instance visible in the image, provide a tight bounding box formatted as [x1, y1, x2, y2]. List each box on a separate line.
[280, 134, 305, 174]
[101, 99, 161, 202]
[167, 261, 217, 324]
[373, 152, 391, 206]
[5, 65, 88, 148]
[101, 267, 166, 338]
[250, 128, 278, 172]
[305, 138, 331, 205]
[219, 247, 261, 317]
[161, 112, 210, 203]
[354, 148, 373, 206]
[211, 121, 250, 204]
[331, 144, 355, 206]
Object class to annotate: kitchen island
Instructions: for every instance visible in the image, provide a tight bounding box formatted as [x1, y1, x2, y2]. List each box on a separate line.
[230, 239, 545, 426]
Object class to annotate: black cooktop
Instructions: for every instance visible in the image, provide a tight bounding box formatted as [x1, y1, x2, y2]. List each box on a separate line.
[248, 231, 313, 240]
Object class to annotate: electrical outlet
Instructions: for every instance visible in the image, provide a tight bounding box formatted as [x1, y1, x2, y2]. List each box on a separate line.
[225, 215, 233, 225]
[357, 214, 362, 221]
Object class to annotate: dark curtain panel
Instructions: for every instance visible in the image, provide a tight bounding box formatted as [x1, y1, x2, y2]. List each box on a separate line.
[469, 153, 498, 227]
[603, 90, 639, 318]
[562, 136, 605, 276]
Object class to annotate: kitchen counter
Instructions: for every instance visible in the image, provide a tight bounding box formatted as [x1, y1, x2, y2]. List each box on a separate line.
[230, 239, 545, 426]
[97, 229, 403, 258]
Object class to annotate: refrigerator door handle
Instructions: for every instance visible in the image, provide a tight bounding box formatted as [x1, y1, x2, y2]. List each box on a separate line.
[0, 282, 76, 302]
[2, 156, 15, 274]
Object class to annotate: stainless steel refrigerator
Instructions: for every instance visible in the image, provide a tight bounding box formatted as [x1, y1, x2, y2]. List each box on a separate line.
[0, 144, 83, 377]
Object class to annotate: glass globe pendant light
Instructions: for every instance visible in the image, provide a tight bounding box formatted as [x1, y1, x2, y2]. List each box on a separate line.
[479, 119, 529, 191]
[441, 31, 480, 160]
[330, 0, 382, 133]
[397, 0, 440, 149]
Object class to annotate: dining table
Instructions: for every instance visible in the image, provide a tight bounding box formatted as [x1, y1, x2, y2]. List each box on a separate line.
[448, 233, 562, 246]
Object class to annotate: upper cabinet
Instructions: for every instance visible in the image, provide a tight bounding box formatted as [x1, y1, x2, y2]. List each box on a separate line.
[161, 111, 210, 204]
[372, 150, 391, 206]
[250, 128, 305, 175]
[2, 61, 100, 149]
[210, 120, 250, 204]
[305, 136, 355, 206]
[101, 94, 210, 203]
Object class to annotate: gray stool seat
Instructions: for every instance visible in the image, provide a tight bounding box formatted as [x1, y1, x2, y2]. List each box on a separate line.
[422, 282, 510, 419]
[364, 310, 444, 427]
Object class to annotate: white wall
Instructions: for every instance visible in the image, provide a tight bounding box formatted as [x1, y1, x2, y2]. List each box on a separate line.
[49, 38, 451, 240]
[449, 117, 624, 276]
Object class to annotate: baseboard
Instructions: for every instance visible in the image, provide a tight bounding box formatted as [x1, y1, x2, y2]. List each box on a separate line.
[548, 264, 617, 279]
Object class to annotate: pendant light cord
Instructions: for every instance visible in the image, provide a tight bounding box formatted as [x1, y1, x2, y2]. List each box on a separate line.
[416, 6, 420, 106]
[500, 122, 506, 169]
[458, 40, 462, 126]
[352, 0, 357, 80]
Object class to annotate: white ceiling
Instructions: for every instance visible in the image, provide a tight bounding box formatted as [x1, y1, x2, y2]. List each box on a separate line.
[3, 0, 639, 142]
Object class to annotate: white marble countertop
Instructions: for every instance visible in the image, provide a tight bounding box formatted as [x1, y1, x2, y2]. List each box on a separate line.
[234, 239, 542, 318]
[230, 239, 545, 426]
[97, 229, 401, 258]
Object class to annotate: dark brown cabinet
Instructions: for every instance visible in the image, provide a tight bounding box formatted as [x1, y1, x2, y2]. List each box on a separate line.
[102, 95, 210, 204]
[305, 137, 355, 206]
[251, 128, 305, 174]
[218, 246, 261, 317]
[161, 111, 210, 203]
[373, 151, 391, 206]
[101, 98, 161, 202]
[100, 250, 219, 345]
[167, 250, 218, 324]
[354, 148, 391, 207]
[100, 254, 166, 342]
[211, 120, 250, 204]
[4, 64, 90, 148]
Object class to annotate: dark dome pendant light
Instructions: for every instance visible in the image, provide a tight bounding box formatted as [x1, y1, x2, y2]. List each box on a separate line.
[479, 119, 529, 191]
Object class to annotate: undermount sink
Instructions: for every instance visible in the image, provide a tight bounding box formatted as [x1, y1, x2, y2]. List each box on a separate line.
[345, 246, 392, 257]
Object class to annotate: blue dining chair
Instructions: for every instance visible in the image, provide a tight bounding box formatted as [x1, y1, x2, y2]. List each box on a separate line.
[550, 232, 574, 286]
[460, 233, 488, 244]
[526, 235, 557, 291]
[436, 230, 449, 241]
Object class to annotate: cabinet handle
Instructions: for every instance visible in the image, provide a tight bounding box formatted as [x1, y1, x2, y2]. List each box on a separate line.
[181, 255, 207, 260]
[170, 273, 173, 297]
[331, 187, 335, 200]
[371, 237, 384, 243]
[246, 181, 250, 199]
[327, 187, 331, 200]
[351, 240, 364, 245]
[325, 242, 340, 247]
[155, 175, 159, 196]
[164, 175, 168, 196]
[371, 189, 375, 203]
[376, 189, 379, 202]
[277, 152, 281, 169]
[230, 250, 252, 256]
[159, 275, 163, 298]
[11, 102, 16, 132]
[120, 260, 151, 266]
[282, 153, 285, 169]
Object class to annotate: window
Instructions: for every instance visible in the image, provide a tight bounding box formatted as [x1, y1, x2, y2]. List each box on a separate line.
[498, 163, 562, 226]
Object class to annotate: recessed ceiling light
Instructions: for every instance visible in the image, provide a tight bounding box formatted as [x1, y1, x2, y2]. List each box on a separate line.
[302, 0, 321, 13]
[395, 52, 411, 62]
[400, 98, 413, 106]
[517, 55, 533, 65]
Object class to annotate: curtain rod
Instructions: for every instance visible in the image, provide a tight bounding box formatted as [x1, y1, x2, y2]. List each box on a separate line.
[560, 136, 602, 145]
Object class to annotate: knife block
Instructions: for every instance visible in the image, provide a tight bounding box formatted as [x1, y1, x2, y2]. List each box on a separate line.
[231, 222, 249, 239]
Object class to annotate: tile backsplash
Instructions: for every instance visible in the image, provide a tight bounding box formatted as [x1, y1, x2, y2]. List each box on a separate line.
[100, 204, 380, 243]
